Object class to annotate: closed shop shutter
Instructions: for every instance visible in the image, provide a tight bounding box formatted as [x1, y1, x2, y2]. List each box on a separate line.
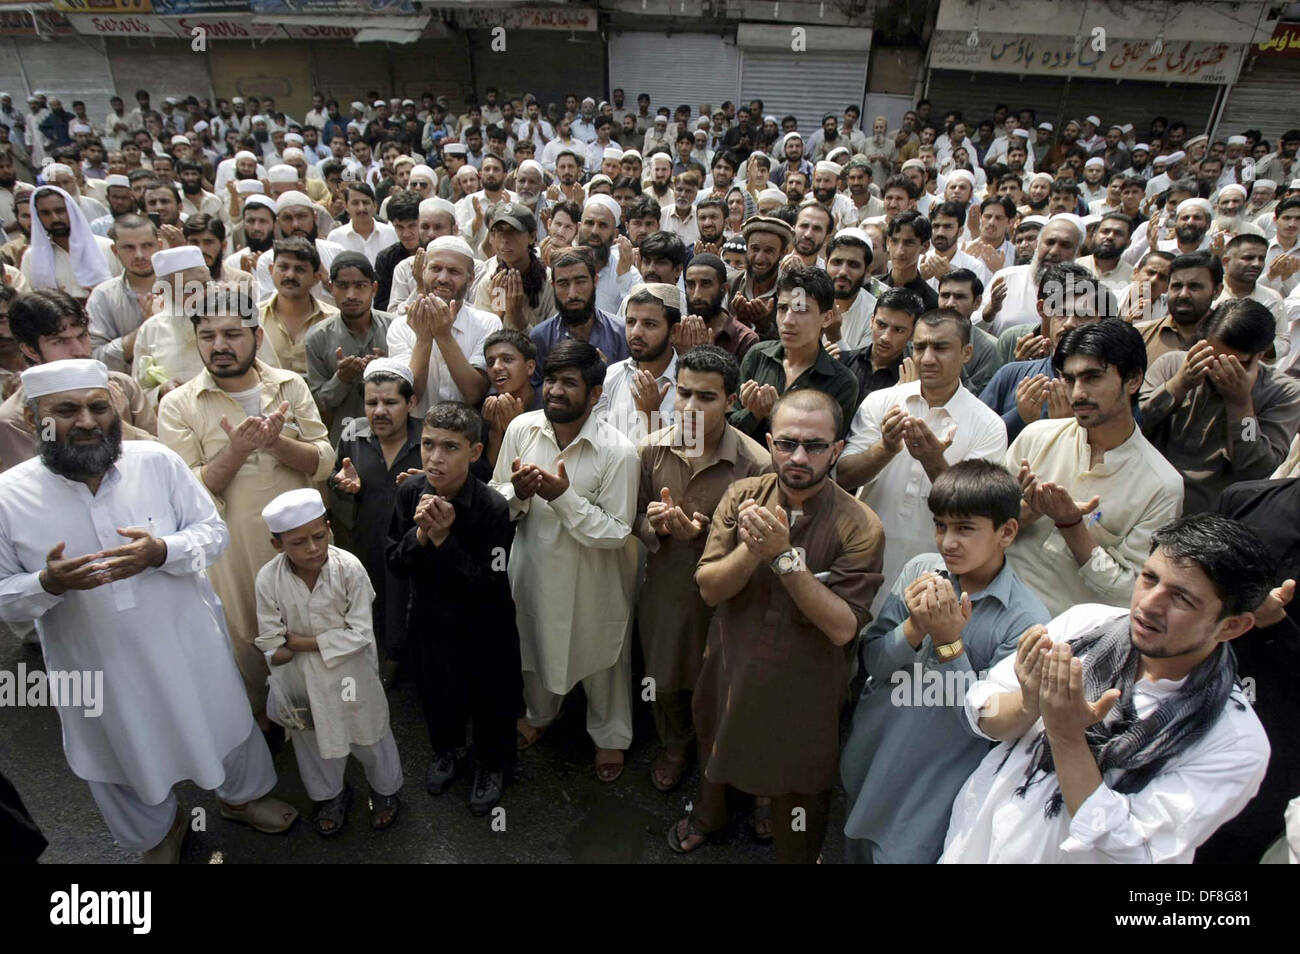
[607, 30, 740, 117]
[391, 36, 472, 109]
[470, 29, 604, 109]
[1218, 55, 1298, 143]
[106, 38, 213, 112]
[740, 49, 868, 133]
[13, 36, 116, 118]
[925, 70, 1067, 125]
[207, 40, 314, 117]
[306, 42, 393, 111]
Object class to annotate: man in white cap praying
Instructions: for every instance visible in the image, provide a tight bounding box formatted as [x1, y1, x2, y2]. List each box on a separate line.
[386, 196, 460, 314]
[256, 487, 402, 835]
[87, 213, 162, 373]
[0, 357, 299, 862]
[253, 190, 344, 305]
[20, 186, 118, 299]
[1158, 197, 1214, 256]
[578, 192, 642, 314]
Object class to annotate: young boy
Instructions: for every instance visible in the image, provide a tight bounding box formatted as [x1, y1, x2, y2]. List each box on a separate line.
[838, 459, 1050, 863]
[472, 329, 542, 483]
[386, 402, 520, 815]
[256, 488, 403, 836]
[331, 359, 422, 684]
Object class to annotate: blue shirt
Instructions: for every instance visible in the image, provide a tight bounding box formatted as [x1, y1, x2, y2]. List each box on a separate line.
[979, 356, 1053, 442]
[528, 310, 629, 389]
[840, 552, 1050, 863]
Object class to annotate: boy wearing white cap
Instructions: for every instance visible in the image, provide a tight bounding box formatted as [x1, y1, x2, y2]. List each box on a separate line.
[256, 488, 403, 834]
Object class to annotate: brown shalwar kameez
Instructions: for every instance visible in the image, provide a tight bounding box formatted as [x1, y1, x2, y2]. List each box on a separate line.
[636, 423, 769, 754]
[690, 472, 884, 862]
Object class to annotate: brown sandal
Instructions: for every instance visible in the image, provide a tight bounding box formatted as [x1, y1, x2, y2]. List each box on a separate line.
[595, 749, 625, 783]
[651, 749, 688, 793]
[667, 815, 715, 854]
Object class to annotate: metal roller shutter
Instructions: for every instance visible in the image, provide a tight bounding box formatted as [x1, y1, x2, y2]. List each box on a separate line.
[391, 36, 473, 107]
[107, 38, 213, 112]
[12, 36, 117, 118]
[607, 30, 740, 117]
[739, 49, 868, 133]
[1217, 55, 1299, 143]
[470, 29, 604, 108]
[925, 70, 1068, 126]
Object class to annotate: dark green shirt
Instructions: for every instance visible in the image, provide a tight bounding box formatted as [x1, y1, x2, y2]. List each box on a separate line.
[728, 340, 860, 441]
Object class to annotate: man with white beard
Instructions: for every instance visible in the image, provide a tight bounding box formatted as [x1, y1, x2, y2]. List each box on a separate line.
[979, 216, 1084, 334]
[576, 194, 642, 315]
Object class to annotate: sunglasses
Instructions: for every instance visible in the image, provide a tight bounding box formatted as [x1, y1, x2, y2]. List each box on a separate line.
[771, 439, 833, 456]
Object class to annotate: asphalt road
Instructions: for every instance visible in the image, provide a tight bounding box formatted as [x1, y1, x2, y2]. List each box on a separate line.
[1, 626, 849, 864]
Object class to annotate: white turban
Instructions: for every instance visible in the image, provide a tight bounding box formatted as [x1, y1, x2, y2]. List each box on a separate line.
[151, 245, 205, 278]
[21, 358, 109, 399]
[585, 193, 622, 225]
[261, 489, 326, 534]
[427, 235, 476, 261]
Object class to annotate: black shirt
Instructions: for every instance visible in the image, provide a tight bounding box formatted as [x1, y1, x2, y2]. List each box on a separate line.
[837, 344, 903, 401]
[881, 269, 940, 311]
[374, 240, 415, 311]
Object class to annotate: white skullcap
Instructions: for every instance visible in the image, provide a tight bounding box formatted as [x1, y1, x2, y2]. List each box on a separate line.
[826, 147, 852, 163]
[165, 96, 179, 105]
[194, 120, 209, 132]
[232, 97, 246, 105]
[236, 179, 265, 195]
[1253, 179, 1277, 192]
[1084, 157, 1105, 169]
[1038, 122, 1053, 131]
[782, 131, 804, 148]
[649, 153, 672, 168]
[946, 168, 974, 186]
[363, 357, 415, 388]
[44, 163, 73, 179]
[627, 282, 682, 312]
[1185, 134, 1208, 147]
[1133, 143, 1151, 152]
[585, 193, 621, 225]
[581, 97, 595, 106]
[1121, 124, 1134, 134]
[1021, 215, 1049, 227]
[285, 133, 304, 145]
[243, 194, 277, 213]
[586, 174, 613, 189]
[834, 226, 873, 254]
[455, 164, 479, 182]
[900, 158, 926, 172]
[267, 164, 299, 184]
[170, 135, 189, 145]
[654, 115, 667, 125]
[350, 101, 365, 111]
[21, 358, 109, 400]
[1030, 172, 1054, 186]
[1227, 135, 1247, 146]
[1085, 115, 1101, 126]
[1176, 197, 1214, 217]
[763, 115, 778, 124]
[261, 488, 326, 534]
[814, 160, 842, 176]
[1011, 128, 1030, 139]
[235, 150, 257, 163]
[427, 234, 476, 261]
[1165, 150, 1186, 163]
[443, 142, 468, 157]
[621, 150, 642, 161]
[151, 245, 205, 278]
[695, 118, 709, 130]
[282, 147, 305, 162]
[70, 122, 92, 134]
[757, 187, 787, 204]
[105, 174, 131, 189]
[1291, 179, 1300, 190]
[515, 159, 544, 180]
[1081, 213, 1103, 228]
[275, 190, 313, 212]
[1153, 155, 1170, 165]
[408, 163, 436, 182]
[250, 114, 267, 125]
[373, 100, 385, 108]
[1218, 183, 1247, 200]
[419, 197, 455, 218]
[1047, 212, 1085, 241]
[602, 146, 624, 161]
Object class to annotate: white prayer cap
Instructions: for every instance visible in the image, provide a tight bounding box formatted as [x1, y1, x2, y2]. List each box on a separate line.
[653, 115, 668, 125]
[267, 164, 299, 184]
[1218, 183, 1247, 200]
[1084, 156, 1105, 169]
[70, 122, 92, 135]
[418, 196, 456, 218]
[234, 150, 257, 163]
[1081, 213, 1103, 228]
[1011, 128, 1030, 139]
[1085, 115, 1101, 126]
[427, 234, 476, 261]
[515, 159, 544, 180]
[1038, 122, 1053, 131]
[261, 488, 326, 534]
[243, 194, 277, 214]
[170, 134, 189, 146]
[1291, 179, 1300, 190]
[232, 97, 246, 105]
[443, 142, 468, 157]
[1030, 171, 1054, 186]
[814, 160, 842, 176]
[285, 132, 304, 145]
[946, 169, 975, 186]
[250, 114, 267, 125]
[695, 118, 709, 130]
[1176, 197, 1214, 217]
[621, 149, 642, 162]
[275, 190, 313, 212]
[408, 163, 437, 182]
[757, 187, 787, 205]
[584, 193, 621, 225]
[282, 147, 305, 162]
[21, 359, 109, 400]
[1133, 143, 1151, 153]
[900, 158, 926, 173]
[402, 99, 415, 107]
[236, 179, 265, 195]
[826, 147, 852, 163]
[763, 115, 778, 124]
[627, 281, 682, 312]
[649, 153, 672, 168]
[1184, 134, 1208, 148]
[151, 245, 205, 278]
[781, 131, 804, 148]
[455, 164, 479, 182]
[602, 146, 624, 161]
[833, 226, 874, 255]
[165, 96, 180, 105]
[363, 357, 414, 388]
[1021, 215, 1049, 227]
[105, 174, 131, 189]
[1253, 178, 1277, 192]
[1121, 123, 1134, 134]
[1153, 154, 1170, 165]
[1107, 124, 1123, 133]
[373, 100, 385, 108]
[194, 120, 209, 132]
[1166, 150, 1186, 163]
[350, 101, 365, 111]
[582, 97, 596, 106]
[586, 174, 613, 190]
[44, 163, 73, 179]
[1227, 135, 1248, 146]
[1047, 212, 1086, 241]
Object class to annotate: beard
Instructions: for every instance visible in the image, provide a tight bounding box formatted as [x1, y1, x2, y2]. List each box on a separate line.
[630, 335, 671, 364]
[41, 417, 123, 481]
[46, 223, 71, 238]
[778, 454, 832, 491]
[558, 296, 596, 326]
[1027, 196, 1048, 211]
[253, 130, 269, 144]
[0, 172, 15, 188]
[1094, 240, 1121, 260]
[1176, 224, 1206, 244]
[689, 289, 725, 320]
[182, 181, 202, 195]
[812, 186, 835, 204]
[245, 232, 274, 254]
[543, 395, 588, 424]
[930, 234, 953, 253]
[585, 237, 611, 269]
[206, 346, 257, 378]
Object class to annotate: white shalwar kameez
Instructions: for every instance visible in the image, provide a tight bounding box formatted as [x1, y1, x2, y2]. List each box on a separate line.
[0, 442, 276, 851]
[254, 546, 401, 802]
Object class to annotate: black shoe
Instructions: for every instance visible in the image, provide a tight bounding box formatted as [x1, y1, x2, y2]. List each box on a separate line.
[426, 751, 458, 796]
[469, 765, 504, 816]
[379, 659, 400, 690]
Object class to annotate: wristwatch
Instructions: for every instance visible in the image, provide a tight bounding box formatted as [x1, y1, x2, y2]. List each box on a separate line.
[770, 549, 804, 576]
[934, 639, 965, 661]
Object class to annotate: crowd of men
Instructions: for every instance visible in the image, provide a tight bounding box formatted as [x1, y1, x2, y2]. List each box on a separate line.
[1, 82, 1299, 865]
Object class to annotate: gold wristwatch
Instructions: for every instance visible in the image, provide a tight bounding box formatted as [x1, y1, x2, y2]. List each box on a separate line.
[934, 639, 964, 661]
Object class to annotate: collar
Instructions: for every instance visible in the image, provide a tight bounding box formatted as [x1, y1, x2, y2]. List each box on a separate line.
[196, 359, 292, 395]
[262, 292, 330, 323]
[959, 556, 1017, 607]
[541, 405, 604, 451]
[448, 471, 480, 508]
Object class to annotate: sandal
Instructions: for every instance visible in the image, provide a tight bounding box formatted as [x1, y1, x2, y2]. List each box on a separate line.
[219, 795, 299, 834]
[516, 719, 547, 752]
[595, 749, 624, 783]
[749, 797, 773, 844]
[651, 749, 688, 793]
[666, 815, 716, 854]
[311, 785, 353, 837]
[369, 791, 400, 830]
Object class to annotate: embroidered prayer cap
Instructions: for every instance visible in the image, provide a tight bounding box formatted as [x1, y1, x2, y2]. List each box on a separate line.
[261, 488, 327, 534]
[627, 282, 682, 312]
[152, 245, 206, 278]
[21, 358, 110, 399]
[364, 357, 414, 388]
